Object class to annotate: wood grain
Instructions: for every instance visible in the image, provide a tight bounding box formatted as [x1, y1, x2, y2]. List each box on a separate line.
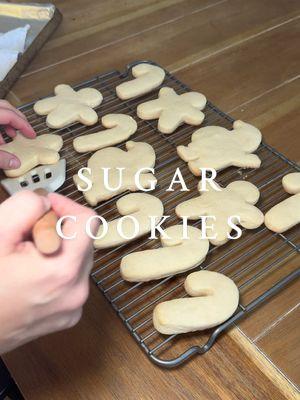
[3, 285, 297, 400]
[2, 0, 300, 398]
[10, 0, 300, 103]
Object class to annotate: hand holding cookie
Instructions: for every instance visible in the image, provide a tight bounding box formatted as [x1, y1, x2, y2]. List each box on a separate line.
[0, 100, 36, 170]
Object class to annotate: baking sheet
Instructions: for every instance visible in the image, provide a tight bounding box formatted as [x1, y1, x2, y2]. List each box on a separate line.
[0, 2, 62, 98]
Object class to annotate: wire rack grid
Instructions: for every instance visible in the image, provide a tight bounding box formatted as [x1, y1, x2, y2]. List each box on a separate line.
[16, 61, 300, 368]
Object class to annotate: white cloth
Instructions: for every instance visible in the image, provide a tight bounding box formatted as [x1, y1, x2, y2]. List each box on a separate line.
[0, 24, 30, 81]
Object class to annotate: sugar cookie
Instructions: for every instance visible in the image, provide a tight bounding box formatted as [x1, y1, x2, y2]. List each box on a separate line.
[73, 141, 157, 206]
[1, 133, 63, 178]
[120, 225, 209, 282]
[94, 193, 164, 249]
[116, 63, 165, 100]
[34, 84, 103, 129]
[137, 87, 206, 134]
[153, 270, 239, 334]
[265, 172, 300, 233]
[176, 180, 264, 246]
[177, 120, 262, 175]
[73, 114, 137, 153]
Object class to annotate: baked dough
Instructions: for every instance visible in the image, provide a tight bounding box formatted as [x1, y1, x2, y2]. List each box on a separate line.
[73, 114, 137, 153]
[1, 133, 63, 178]
[153, 270, 239, 334]
[176, 180, 264, 246]
[116, 63, 165, 100]
[94, 193, 164, 248]
[33, 84, 103, 129]
[120, 225, 209, 282]
[264, 172, 300, 233]
[73, 141, 157, 206]
[177, 120, 262, 175]
[137, 87, 206, 134]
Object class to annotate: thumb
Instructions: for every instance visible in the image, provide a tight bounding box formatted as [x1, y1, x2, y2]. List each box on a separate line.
[0, 190, 51, 254]
[0, 150, 20, 170]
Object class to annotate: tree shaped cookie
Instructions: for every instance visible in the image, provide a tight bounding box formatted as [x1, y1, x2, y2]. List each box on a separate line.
[0, 133, 63, 178]
[73, 141, 157, 206]
[73, 114, 137, 153]
[265, 172, 300, 233]
[176, 180, 264, 246]
[137, 87, 206, 134]
[177, 120, 262, 176]
[34, 84, 103, 129]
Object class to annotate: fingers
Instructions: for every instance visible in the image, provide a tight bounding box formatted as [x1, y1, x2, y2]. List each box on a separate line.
[48, 193, 99, 257]
[0, 109, 35, 138]
[0, 191, 51, 254]
[4, 125, 17, 138]
[0, 150, 21, 169]
[0, 100, 27, 120]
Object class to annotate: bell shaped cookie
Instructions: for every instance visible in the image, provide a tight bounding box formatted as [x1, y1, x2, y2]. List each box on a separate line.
[73, 141, 157, 206]
[34, 84, 103, 129]
[177, 120, 262, 176]
[1, 133, 63, 178]
[137, 87, 206, 134]
[265, 172, 300, 233]
[176, 180, 264, 246]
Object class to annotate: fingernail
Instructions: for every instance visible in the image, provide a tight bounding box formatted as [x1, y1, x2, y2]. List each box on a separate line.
[41, 196, 51, 210]
[8, 159, 20, 169]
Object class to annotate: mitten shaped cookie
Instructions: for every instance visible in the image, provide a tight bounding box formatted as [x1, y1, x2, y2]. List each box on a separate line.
[121, 225, 209, 282]
[73, 114, 137, 153]
[265, 172, 300, 233]
[116, 63, 165, 100]
[177, 120, 262, 176]
[1, 133, 63, 178]
[94, 193, 164, 248]
[137, 87, 206, 134]
[176, 180, 264, 246]
[73, 141, 157, 206]
[153, 270, 239, 334]
[34, 84, 103, 129]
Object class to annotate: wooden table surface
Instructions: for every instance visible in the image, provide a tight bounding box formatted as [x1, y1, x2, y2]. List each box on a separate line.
[2, 0, 300, 399]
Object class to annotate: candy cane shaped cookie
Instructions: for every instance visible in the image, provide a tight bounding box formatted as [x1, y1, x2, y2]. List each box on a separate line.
[121, 225, 209, 282]
[116, 63, 165, 100]
[94, 193, 164, 248]
[73, 114, 137, 153]
[153, 270, 239, 334]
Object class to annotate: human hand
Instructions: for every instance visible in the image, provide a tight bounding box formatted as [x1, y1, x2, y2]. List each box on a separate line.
[0, 191, 99, 354]
[0, 99, 36, 170]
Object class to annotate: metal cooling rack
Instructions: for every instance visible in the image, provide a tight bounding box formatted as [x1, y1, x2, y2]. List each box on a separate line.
[17, 61, 300, 368]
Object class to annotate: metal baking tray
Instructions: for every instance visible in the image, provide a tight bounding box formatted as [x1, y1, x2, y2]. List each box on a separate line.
[9, 61, 300, 368]
[0, 2, 62, 98]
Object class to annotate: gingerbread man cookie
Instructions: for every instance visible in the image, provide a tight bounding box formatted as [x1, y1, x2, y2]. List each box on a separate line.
[177, 120, 262, 176]
[265, 172, 300, 233]
[1, 133, 63, 178]
[120, 225, 209, 282]
[73, 141, 157, 206]
[137, 87, 206, 134]
[73, 114, 137, 153]
[34, 84, 103, 129]
[116, 63, 165, 100]
[94, 193, 164, 249]
[176, 180, 264, 246]
[153, 270, 239, 334]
